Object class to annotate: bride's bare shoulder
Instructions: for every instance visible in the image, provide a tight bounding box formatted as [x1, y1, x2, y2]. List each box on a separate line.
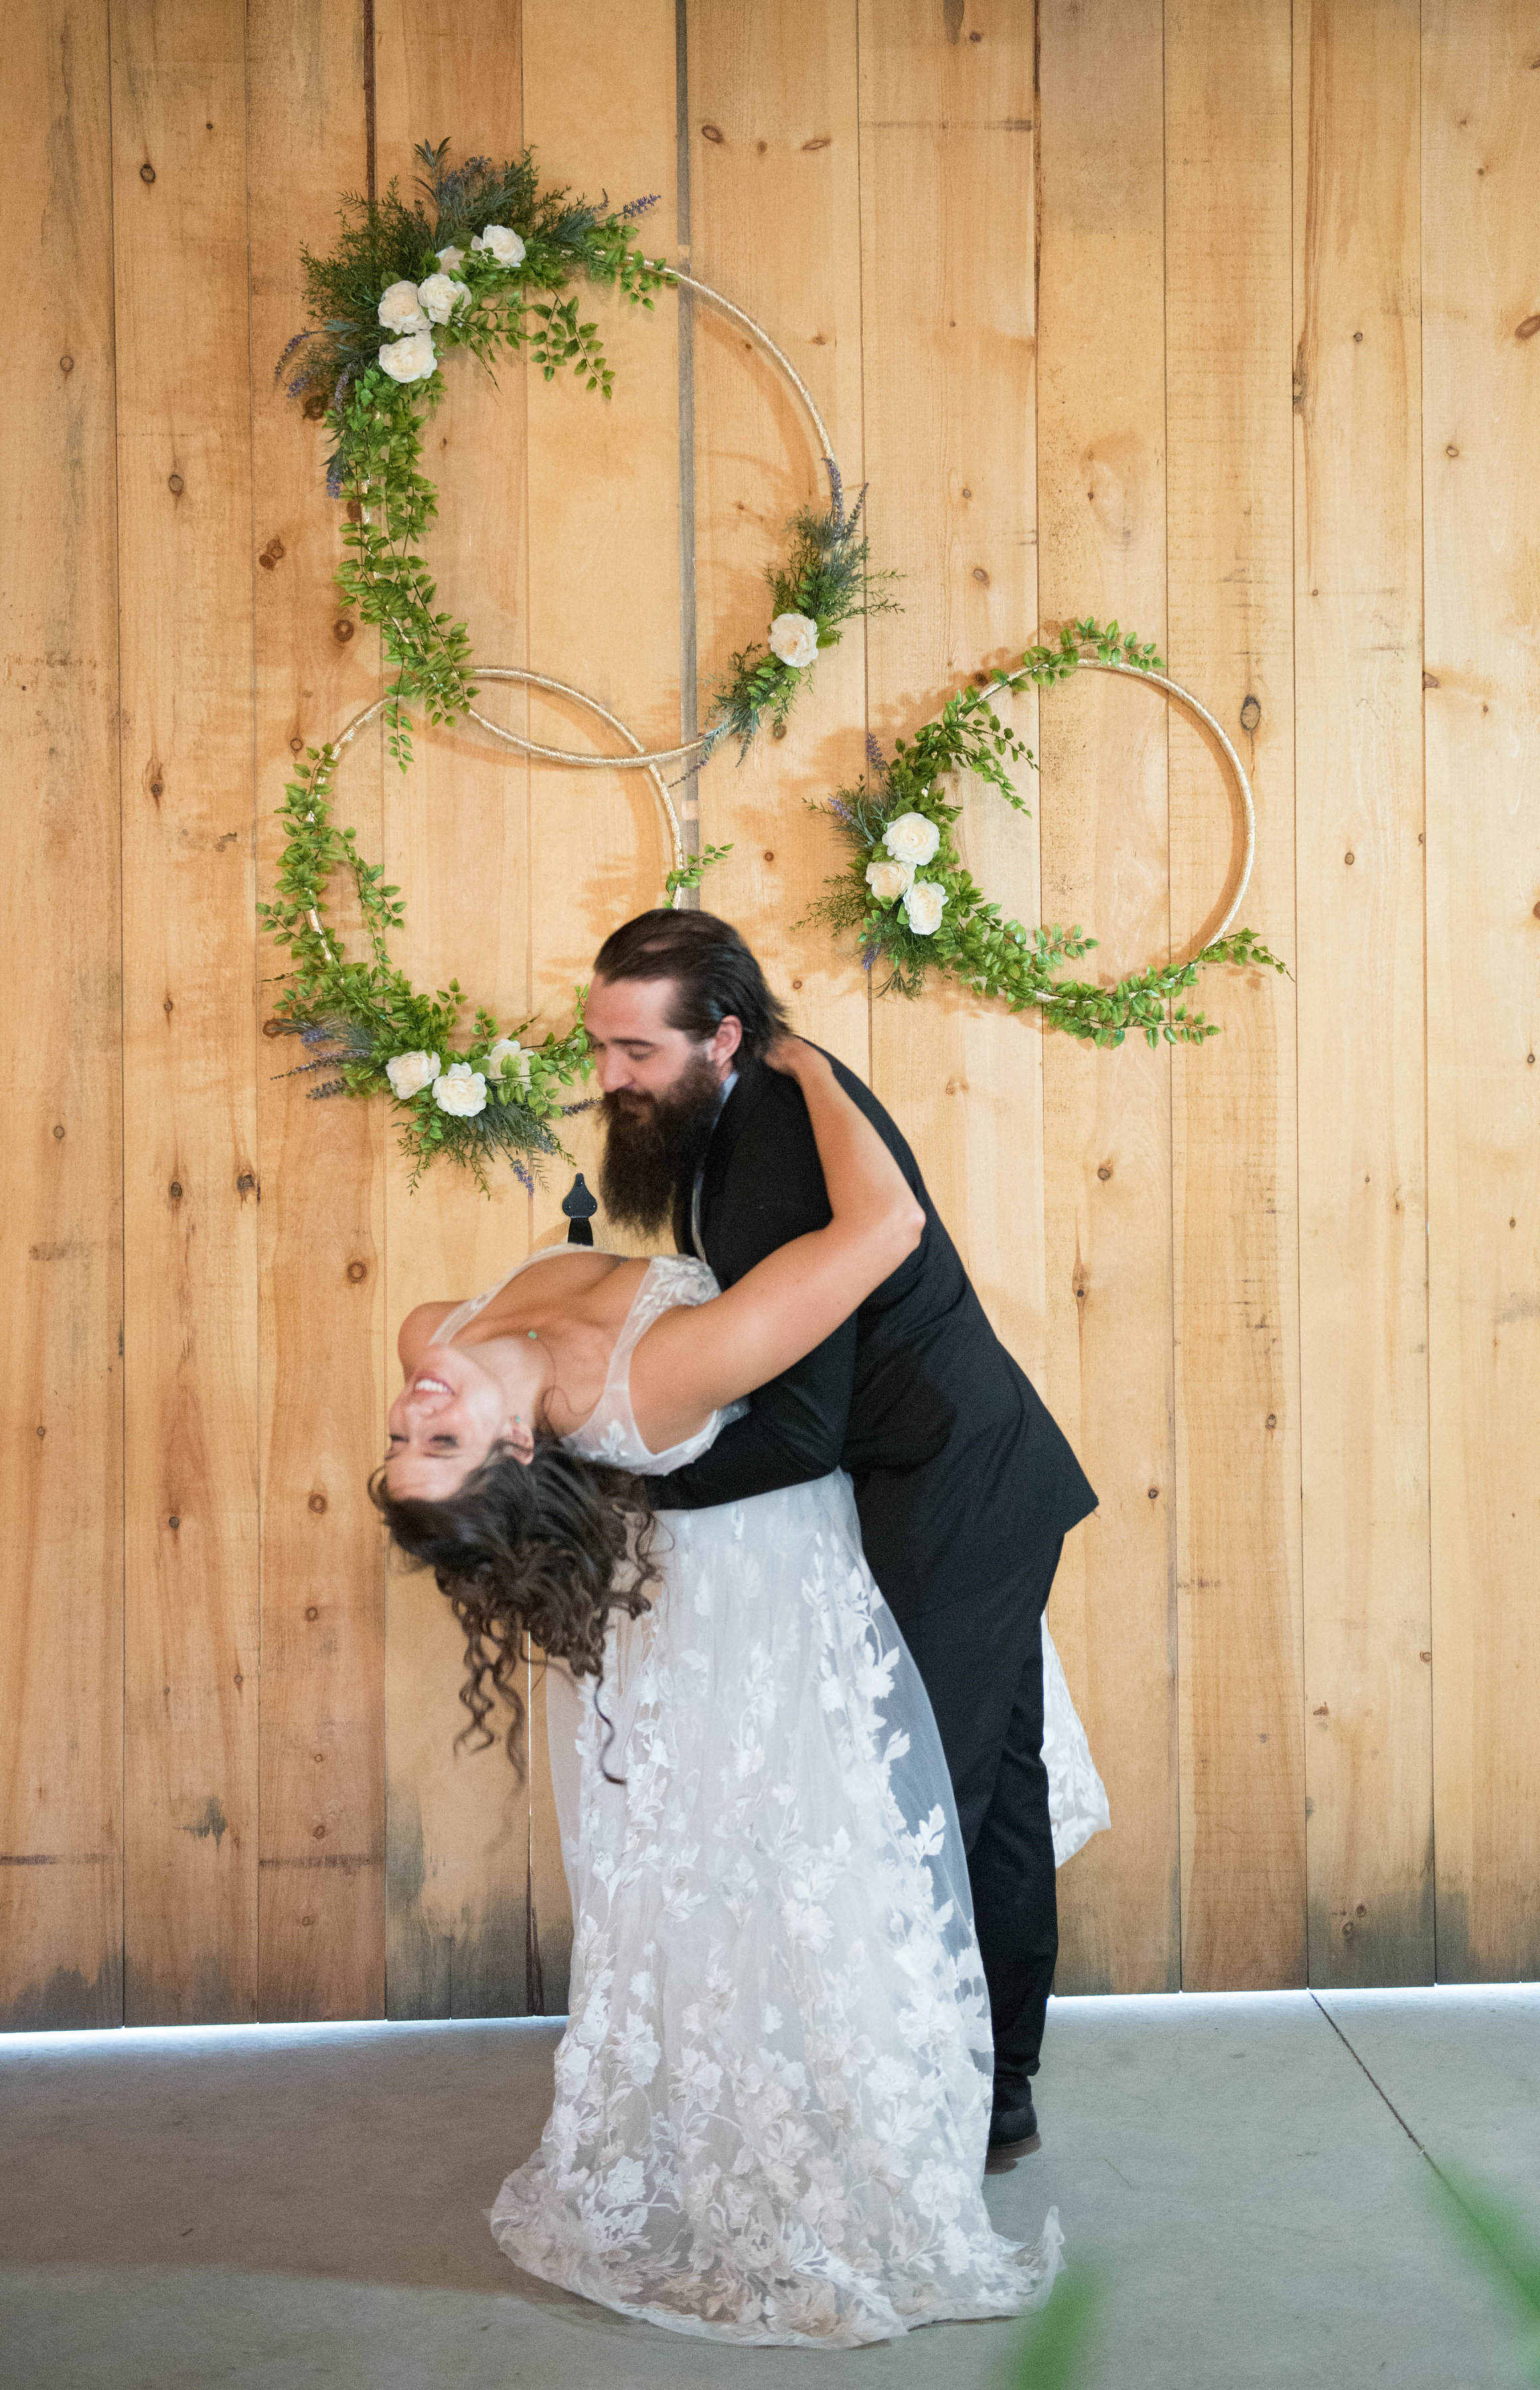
[398, 1301, 457, 1368]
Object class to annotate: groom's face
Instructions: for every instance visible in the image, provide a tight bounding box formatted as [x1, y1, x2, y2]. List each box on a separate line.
[584, 975, 739, 1099]
[586, 975, 741, 1235]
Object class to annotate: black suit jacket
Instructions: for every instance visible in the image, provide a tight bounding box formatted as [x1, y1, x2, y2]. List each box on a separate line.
[646, 1052, 1097, 1638]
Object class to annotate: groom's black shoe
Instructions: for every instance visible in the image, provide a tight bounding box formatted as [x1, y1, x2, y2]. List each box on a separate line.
[985, 2097, 1041, 2174]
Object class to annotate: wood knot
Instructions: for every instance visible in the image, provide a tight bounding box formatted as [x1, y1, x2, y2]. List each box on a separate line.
[771, 719, 787, 740]
[302, 392, 327, 420]
[791, 979, 803, 991]
[167, 473, 184, 495]
[333, 617, 354, 642]
[1096, 1164, 1112, 1182]
[1147, 1486, 1159, 1500]
[59, 354, 74, 373]
[1445, 443, 1459, 458]
[801, 135, 831, 151]
[168, 1514, 180, 1530]
[1240, 694, 1261, 733]
[1266, 1412, 1277, 1429]
[52, 1124, 65, 1141]
[1423, 671, 1440, 688]
[139, 161, 156, 183]
[262, 1016, 287, 1039]
[311, 1823, 326, 1839]
[236, 1170, 257, 1198]
[700, 122, 725, 143]
[1344, 850, 1355, 866]
[305, 1606, 319, 1621]
[346, 1259, 368, 1283]
[258, 536, 285, 569]
[1518, 313, 1540, 341]
[169, 1180, 183, 1200]
[308, 1492, 328, 1514]
[972, 565, 990, 584]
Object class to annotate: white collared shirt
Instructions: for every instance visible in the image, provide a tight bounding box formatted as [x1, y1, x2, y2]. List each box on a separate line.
[690, 1068, 738, 1260]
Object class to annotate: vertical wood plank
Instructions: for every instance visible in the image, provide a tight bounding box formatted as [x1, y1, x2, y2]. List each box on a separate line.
[520, 0, 682, 2014]
[522, 0, 682, 1243]
[374, 0, 538, 2018]
[0, 0, 124, 2032]
[858, 0, 1047, 1436]
[1166, 0, 1305, 1990]
[688, 0, 868, 1080]
[115, 0, 262, 2024]
[250, 0, 388, 2020]
[1424, 1, 1540, 1982]
[1293, 0, 1431, 1988]
[1036, 0, 1178, 1996]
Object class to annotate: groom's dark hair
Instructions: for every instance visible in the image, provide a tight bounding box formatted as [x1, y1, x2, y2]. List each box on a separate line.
[592, 909, 791, 1062]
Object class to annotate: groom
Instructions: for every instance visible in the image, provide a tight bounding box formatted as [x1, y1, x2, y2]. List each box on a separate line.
[583, 909, 1097, 2160]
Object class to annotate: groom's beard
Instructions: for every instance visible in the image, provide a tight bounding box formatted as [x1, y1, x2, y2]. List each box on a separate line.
[598, 1052, 725, 1239]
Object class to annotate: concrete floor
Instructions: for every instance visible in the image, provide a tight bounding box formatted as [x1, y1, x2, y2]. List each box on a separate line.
[2, 1986, 1537, 2389]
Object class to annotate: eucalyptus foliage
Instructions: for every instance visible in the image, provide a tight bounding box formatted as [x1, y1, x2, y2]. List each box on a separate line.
[808, 619, 1288, 1048]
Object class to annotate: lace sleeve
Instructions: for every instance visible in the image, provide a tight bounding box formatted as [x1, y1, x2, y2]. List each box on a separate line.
[562, 1257, 745, 1477]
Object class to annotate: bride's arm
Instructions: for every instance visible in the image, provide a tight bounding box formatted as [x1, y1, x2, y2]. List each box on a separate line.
[629, 1040, 924, 1449]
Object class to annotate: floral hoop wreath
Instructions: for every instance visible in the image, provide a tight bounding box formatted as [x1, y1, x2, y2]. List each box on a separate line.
[810, 619, 1287, 1049]
[264, 141, 1282, 1184]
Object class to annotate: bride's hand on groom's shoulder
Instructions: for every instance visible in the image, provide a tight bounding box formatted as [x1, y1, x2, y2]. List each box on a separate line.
[765, 1034, 830, 1083]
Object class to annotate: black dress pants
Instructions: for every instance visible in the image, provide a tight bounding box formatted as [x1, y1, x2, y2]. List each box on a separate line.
[898, 1536, 1063, 2111]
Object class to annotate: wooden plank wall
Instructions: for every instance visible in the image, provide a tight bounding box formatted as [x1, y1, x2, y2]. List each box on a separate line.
[3, 0, 1537, 2030]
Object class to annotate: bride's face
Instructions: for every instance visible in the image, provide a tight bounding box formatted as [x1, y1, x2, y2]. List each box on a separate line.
[385, 1341, 538, 1501]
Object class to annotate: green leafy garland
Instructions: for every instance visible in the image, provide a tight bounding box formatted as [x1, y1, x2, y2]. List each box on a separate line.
[281, 140, 888, 767]
[260, 744, 586, 1186]
[809, 620, 1288, 1048]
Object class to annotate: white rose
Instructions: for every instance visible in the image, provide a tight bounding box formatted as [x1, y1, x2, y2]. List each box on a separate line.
[416, 272, 469, 326]
[485, 1036, 532, 1085]
[435, 245, 466, 272]
[883, 810, 941, 867]
[471, 224, 526, 268]
[902, 880, 947, 935]
[432, 1061, 487, 1117]
[865, 856, 913, 905]
[376, 329, 437, 384]
[768, 611, 820, 670]
[376, 279, 429, 336]
[384, 1048, 440, 1099]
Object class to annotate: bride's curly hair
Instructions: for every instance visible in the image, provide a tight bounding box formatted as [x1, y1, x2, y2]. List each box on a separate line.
[370, 1440, 660, 1771]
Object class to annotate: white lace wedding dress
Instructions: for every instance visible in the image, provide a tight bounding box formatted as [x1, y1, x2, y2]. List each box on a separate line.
[443, 1250, 1105, 2347]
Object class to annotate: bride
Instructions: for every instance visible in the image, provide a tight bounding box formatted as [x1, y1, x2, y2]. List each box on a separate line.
[376, 1036, 1069, 2347]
